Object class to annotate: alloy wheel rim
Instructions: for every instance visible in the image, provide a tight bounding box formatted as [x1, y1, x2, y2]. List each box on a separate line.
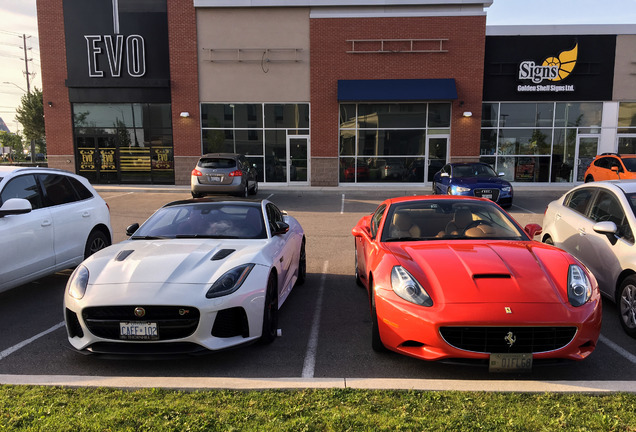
[620, 284, 636, 329]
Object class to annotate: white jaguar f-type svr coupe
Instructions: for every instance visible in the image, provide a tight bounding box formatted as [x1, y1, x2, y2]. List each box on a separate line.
[64, 198, 306, 355]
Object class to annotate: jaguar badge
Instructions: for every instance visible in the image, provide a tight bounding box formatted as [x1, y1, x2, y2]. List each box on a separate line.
[134, 307, 146, 318]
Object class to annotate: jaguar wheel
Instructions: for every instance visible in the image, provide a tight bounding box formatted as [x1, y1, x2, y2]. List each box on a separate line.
[260, 272, 279, 344]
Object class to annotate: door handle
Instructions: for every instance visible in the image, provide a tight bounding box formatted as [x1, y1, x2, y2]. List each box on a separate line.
[280, 256, 284, 263]
[82, 211, 90, 218]
[41, 219, 52, 227]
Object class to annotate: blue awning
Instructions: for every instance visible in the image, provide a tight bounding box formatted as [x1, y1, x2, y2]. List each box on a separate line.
[337, 79, 457, 102]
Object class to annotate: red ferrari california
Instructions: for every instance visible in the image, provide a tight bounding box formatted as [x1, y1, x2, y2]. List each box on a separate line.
[352, 196, 601, 372]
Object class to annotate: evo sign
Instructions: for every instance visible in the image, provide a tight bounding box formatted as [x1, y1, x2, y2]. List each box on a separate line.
[84, 34, 146, 78]
[64, 0, 169, 88]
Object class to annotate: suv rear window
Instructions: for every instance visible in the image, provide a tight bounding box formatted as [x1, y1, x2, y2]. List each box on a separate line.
[198, 158, 236, 169]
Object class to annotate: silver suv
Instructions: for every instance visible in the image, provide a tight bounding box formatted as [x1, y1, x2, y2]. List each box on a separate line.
[0, 166, 112, 293]
[542, 180, 636, 338]
[191, 153, 258, 198]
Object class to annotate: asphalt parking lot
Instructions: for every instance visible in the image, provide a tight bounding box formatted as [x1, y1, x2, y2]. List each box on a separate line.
[1, 185, 635, 391]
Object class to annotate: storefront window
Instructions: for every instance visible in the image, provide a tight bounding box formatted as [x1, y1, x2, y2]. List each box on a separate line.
[481, 102, 601, 183]
[73, 103, 173, 184]
[201, 103, 309, 183]
[338, 102, 450, 183]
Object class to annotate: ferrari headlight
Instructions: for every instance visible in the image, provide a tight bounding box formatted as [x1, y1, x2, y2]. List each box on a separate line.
[206, 264, 254, 299]
[451, 185, 471, 194]
[568, 264, 592, 307]
[68, 265, 89, 300]
[391, 266, 433, 307]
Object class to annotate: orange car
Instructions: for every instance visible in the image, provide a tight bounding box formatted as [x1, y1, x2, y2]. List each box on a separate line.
[584, 153, 636, 182]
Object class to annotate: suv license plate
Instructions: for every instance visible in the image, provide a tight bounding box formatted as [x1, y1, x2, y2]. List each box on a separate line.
[120, 322, 159, 340]
[489, 353, 532, 373]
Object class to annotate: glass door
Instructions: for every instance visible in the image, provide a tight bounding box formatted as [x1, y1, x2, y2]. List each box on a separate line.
[575, 136, 599, 182]
[426, 136, 449, 182]
[287, 136, 309, 183]
[76, 135, 119, 184]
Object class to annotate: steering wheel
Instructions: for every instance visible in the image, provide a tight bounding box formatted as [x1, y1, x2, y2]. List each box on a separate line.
[461, 220, 493, 235]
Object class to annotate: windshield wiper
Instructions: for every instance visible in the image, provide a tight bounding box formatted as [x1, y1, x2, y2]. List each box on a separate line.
[175, 234, 241, 239]
[385, 236, 424, 242]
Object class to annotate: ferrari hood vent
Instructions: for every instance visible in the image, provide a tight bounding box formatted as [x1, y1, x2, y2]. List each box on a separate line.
[115, 250, 134, 261]
[473, 273, 511, 279]
[211, 249, 235, 261]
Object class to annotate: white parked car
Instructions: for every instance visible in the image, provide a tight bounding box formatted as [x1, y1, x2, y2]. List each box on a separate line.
[0, 166, 112, 294]
[541, 180, 636, 338]
[64, 198, 306, 355]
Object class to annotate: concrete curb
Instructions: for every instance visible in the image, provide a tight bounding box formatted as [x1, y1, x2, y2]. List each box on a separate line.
[1, 375, 634, 393]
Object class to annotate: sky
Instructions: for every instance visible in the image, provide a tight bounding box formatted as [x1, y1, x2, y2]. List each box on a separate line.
[0, 0, 635, 134]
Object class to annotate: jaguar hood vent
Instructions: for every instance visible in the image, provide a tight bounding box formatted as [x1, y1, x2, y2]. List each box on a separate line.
[211, 249, 235, 261]
[115, 250, 135, 262]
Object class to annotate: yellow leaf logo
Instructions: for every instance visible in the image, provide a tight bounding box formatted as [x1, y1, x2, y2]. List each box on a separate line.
[542, 43, 578, 82]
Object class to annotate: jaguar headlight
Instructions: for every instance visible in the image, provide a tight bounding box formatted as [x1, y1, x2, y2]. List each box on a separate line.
[568, 264, 592, 307]
[206, 264, 254, 299]
[391, 266, 433, 307]
[68, 265, 89, 300]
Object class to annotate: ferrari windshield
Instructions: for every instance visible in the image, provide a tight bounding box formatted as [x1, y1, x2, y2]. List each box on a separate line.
[382, 199, 526, 242]
[131, 202, 267, 240]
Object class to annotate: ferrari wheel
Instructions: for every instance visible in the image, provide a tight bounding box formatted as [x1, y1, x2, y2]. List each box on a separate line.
[370, 284, 387, 352]
[296, 239, 306, 286]
[260, 272, 279, 344]
[618, 276, 636, 338]
[354, 243, 363, 287]
[84, 230, 109, 259]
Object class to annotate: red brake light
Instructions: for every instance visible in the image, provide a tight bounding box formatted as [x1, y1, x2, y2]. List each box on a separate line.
[229, 170, 243, 177]
[191, 169, 202, 176]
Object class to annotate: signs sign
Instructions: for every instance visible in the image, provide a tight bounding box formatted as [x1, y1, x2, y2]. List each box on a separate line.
[483, 35, 616, 101]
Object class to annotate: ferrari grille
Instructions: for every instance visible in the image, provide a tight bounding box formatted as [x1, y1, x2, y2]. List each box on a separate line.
[82, 306, 200, 341]
[439, 326, 577, 354]
[474, 189, 500, 202]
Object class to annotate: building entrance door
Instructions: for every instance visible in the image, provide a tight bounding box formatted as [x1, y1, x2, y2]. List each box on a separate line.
[287, 136, 309, 183]
[426, 136, 449, 182]
[575, 136, 599, 182]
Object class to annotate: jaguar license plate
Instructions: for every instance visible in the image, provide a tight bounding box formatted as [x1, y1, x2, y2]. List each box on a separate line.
[489, 353, 532, 372]
[119, 322, 159, 340]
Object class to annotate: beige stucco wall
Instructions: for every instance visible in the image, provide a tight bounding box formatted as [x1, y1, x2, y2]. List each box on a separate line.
[197, 8, 310, 102]
[613, 35, 636, 101]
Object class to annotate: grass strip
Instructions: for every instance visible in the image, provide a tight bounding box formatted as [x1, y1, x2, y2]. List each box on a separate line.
[1, 386, 635, 431]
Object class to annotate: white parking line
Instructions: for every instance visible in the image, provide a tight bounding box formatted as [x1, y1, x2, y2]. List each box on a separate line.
[266, 193, 275, 200]
[0, 322, 65, 361]
[599, 334, 636, 364]
[511, 204, 534, 214]
[104, 192, 134, 200]
[340, 194, 345, 214]
[301, 260, 329, 378]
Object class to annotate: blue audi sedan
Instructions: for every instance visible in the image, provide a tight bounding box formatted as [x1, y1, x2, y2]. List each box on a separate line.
[432, 162, 513, 208]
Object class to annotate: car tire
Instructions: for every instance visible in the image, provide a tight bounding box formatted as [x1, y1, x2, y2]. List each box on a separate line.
[431, 182, 437, 194]
[192, 192, 203, 198]
[370, 282, 387, 352]
[585, 175, 594, 183]
[296, 239, 306, 286]
[543, 236, 554, 246]
[84, 229, 110, 259]
[617, 276, 636, 338]
[237, 184, 249, 198]
[249, 181, 258, 196]
[260, 272, 279, 344]
[354, 242, 363, 287]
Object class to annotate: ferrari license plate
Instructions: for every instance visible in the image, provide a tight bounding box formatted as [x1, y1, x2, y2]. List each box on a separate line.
[119, 322, 159, 340]
[489, 353, 532, 372]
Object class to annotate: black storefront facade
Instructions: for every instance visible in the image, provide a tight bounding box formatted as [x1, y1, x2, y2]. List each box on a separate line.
[481, 26, 636, 185]
[64, 0, 175, 184]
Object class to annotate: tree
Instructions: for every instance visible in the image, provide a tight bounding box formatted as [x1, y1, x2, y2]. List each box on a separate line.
[15, 87, 46, 158]
[0, 132, 25, 161]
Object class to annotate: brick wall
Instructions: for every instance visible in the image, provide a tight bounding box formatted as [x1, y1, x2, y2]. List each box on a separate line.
[310, 15, 487, 185]
[37, 0, 74, 165]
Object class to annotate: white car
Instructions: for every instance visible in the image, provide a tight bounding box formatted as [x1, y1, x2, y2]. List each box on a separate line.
[0, 166, 112, 294]
[541, 180, 636, 338]
[64, 198, 306, 355]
